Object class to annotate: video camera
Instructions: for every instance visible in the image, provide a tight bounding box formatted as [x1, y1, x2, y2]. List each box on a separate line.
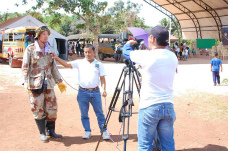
[118, 32, 144, 52]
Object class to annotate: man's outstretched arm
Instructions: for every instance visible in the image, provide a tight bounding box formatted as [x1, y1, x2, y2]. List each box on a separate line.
[51, 53, 72, 68]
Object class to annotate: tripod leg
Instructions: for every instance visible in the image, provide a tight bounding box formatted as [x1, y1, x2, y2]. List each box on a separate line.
[133, 69, 141, 97]
[121, 65, 135, 151]
[122, 104, 132, 151]
[95, 68, 126, 151]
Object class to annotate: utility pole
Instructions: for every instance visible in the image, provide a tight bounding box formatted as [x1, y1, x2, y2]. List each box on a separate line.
[169, 17, 171, 46]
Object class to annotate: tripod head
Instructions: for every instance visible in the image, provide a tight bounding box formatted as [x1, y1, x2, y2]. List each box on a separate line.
[123, 59, 136, 67]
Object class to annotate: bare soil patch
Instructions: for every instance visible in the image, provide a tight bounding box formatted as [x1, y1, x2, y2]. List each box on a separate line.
[0, 54, 227, 151]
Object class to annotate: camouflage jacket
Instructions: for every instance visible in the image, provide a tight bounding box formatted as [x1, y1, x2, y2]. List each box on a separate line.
[22, 43, 62, 90]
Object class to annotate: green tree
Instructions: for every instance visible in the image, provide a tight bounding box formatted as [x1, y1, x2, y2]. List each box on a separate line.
[104, 0, 146, 34]
[52, 14, 72, 36]
[159, 17, 180, 39]
[43, 12, 62, 29]
[0, 12, 23, 24]
[20, 0, 109, 59]
[26, 11, 45, 23]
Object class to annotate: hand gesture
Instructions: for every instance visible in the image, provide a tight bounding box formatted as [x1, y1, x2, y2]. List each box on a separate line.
[49, 52, 58, 59]
[127, 40, 137, 46]
[102, 91, 107, 98]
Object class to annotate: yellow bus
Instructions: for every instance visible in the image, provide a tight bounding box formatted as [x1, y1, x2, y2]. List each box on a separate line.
[0, 26, 36, 67]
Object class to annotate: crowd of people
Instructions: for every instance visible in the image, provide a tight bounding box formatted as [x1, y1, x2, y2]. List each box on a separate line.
[68, 41, 93, 57]
[172, 42, 196, 61]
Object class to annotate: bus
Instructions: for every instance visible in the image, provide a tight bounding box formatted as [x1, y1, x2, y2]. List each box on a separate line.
[0, 26, 36, 67]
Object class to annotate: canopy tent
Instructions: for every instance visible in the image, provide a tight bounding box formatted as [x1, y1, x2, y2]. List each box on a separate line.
[67, 33, 93, 41]
[67, 34, 120, 41]
[170, 35, 179, 41]
[144, 0, 228, 41]
[0, 15, 68, 59]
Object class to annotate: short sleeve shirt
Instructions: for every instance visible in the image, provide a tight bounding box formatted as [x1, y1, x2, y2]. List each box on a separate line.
[130, 49, 178, 109]
[210, 58, 222, 72]
[71, 58, 106, 88]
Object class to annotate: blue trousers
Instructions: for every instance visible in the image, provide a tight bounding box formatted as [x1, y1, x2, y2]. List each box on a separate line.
[138, 103, 176, 151]
[77, 88, 106, 133]
[212, 71, 220, 85]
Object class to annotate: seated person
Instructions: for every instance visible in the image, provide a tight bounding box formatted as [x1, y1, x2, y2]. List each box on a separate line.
[25, 38, 33, 48]
[25, 33, 34, 47]
[205, 48, 209, 56]
[114, 40, 121, 61]
[110, 41, 115, 50]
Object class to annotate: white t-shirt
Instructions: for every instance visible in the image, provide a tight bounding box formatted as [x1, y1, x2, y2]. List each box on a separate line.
[175, 45, 179, 52]
[185, 49, 188, 55]
[71, 58, 106, 88]
[130, 49, 178, 109]
[68, 44, 73, 53]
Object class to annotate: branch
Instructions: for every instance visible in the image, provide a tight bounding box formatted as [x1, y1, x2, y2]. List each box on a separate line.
[73, 12, 97, 33]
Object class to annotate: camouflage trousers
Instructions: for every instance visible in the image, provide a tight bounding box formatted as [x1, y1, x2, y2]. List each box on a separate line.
[28, 89, 58, 121]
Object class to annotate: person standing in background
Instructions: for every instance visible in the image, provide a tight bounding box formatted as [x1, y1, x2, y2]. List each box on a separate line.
[210, 52, 222, 86]
[76, 41, 81, 57]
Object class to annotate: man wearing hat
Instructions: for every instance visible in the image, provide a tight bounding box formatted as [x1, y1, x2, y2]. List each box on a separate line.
[123, 25, 178, 151]
[22, 26, 64, 143]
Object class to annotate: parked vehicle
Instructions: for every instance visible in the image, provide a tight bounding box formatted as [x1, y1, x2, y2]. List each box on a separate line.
[98, 34, 124, 62]
[0, 26, 36, 67]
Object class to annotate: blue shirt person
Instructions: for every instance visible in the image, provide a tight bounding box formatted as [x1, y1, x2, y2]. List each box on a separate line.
[210, 52, 222, 86]
[25, 33, 34, 47]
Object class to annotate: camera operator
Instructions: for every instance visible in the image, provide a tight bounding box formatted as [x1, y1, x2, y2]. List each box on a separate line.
[123, 25, 178, 151]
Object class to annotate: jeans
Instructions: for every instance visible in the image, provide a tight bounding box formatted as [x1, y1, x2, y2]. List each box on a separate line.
[76, 48, 81, 55]
[114, 53, 121, 59]
[77, 88, 106, 133]
[184, 55, 188, 60]
[152, 131, 161, 150]
[138, 103, 176, 151]
[212, 71, 220, 85]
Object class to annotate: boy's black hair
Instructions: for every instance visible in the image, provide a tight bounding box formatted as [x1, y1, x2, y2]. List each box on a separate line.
[214, 52, 218, 56]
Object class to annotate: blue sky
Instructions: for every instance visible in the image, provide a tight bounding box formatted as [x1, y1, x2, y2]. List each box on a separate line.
[0, 0, 167, 26]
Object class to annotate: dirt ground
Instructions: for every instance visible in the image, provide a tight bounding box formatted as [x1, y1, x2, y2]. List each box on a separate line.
[0, 54, 228, 151]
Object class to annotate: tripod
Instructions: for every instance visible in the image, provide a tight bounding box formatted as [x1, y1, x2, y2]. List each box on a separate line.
[95, 60, 141, 151]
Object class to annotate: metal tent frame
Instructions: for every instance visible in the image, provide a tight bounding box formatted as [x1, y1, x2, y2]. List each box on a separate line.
[144, 0, 228, 40]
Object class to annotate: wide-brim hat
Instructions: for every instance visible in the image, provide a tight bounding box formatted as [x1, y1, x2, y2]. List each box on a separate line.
[35, 26, 50, 39]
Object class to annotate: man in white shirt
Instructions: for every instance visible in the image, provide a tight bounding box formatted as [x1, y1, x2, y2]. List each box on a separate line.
[51, 44, 110, 140]
[123, 25, 178, 151]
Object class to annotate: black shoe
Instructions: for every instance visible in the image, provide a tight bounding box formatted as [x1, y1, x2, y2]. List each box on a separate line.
[35, 119, 49, 143]
[46, 121, 62, 138]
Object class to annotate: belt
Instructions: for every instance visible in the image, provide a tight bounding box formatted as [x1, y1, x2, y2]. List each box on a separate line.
[79, 86, 99, 91]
